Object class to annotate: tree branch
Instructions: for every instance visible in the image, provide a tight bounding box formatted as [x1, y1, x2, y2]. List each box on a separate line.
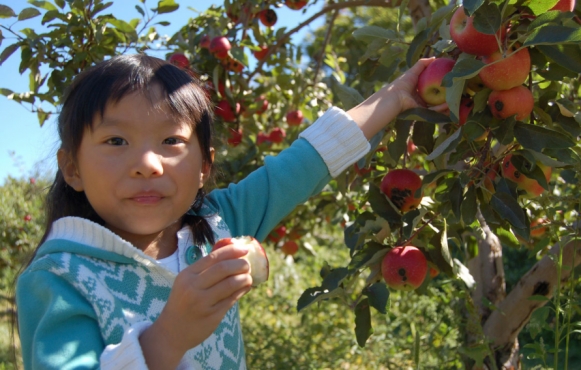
[483, 238, 581, 349]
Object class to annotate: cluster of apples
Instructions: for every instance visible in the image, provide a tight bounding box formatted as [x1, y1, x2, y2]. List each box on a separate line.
[417, 6, 538, 128]
[267, 224, 304, 256]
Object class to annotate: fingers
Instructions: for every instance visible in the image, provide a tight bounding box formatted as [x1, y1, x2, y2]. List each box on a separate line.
[429, 102, 449, 113]
[188, 243, 248, 274]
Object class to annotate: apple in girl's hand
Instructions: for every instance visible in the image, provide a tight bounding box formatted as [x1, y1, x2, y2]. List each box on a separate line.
[212, 236, 269, 287]
[416, 58, 455, 106]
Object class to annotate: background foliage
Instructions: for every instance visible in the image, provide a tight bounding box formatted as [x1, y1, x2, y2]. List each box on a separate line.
[1, 0, 581, 368]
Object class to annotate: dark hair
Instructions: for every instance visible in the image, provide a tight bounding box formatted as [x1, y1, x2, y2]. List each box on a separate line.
[39, 54, 216, 251]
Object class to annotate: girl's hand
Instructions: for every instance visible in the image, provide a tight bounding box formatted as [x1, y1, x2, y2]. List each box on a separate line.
[139, 244, 252, 369]
[348, 58, 448, 140]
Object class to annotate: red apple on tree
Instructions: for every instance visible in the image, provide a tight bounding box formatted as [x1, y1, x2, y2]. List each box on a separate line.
[258, 9, 277, 27]
[551, 0, 576, 11]
[530, 218, 548, 238]
[501, 153, 552, 198]
[417, 58, 455, 106]
[222, 56, 245, 73]
[380, 169, 424, 213]
[215, 100, 240, 123]
[212, 236, 269, 287]
[209, 36, 231, 59]
[286, 110, 304, 126]
[381, 246, 428, 291]
[199, 34, 211, 49]
[168, 53, 189, 69]
[479, 45, 531, 91]
[488, 85, 534, 121]
[450, 6, 506, 56]
[268, 225, 286, 243]
[281, 240, 299, 256]
[227, 128, 243, 147]
[253, 45, 269, 60]
[269, 127, 286, 144]
[285, 0, 308, 10]
[257, 132, 270, 145]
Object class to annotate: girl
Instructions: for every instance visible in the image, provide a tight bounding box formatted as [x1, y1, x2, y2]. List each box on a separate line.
[16, 54, 438, 369]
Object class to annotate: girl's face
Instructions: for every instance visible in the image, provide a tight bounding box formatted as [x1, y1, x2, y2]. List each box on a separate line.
[60, 88, 212, 247]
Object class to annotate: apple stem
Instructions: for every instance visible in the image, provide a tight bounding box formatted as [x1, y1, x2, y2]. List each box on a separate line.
[403, 211, 440, 246]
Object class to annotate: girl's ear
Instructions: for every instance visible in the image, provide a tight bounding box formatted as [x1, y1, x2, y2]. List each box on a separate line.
[199, 147, 215, 187]
[57, 149, 84, 192]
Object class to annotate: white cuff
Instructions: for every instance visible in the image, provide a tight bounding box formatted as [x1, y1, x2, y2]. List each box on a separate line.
[299, 107, 370, 177]
[100, 321, 152, 369]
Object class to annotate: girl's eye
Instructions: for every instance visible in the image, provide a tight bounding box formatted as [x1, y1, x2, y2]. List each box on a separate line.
[106, 137, 127, 146]
[164, 137, 185, 145]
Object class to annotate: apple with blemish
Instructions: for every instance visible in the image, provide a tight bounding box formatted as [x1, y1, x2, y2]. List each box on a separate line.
[501, 153, 552, 198]
[212, 236, 269, 287]
[258, 9, 277, 27]
[488, 85, 534, 121]
[382, 246, 428, 291]
[380, 169, 424, 213]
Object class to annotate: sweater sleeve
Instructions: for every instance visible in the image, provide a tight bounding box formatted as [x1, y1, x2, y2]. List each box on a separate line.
[17, 269, 104, 370]
[207, 107, 370, 242]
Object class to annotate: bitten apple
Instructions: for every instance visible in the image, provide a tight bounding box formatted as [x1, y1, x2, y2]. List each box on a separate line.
[417, 58, 455, 106]
[380, 169, 424, 213]
[381, 246, 428, 291]
[488, 85, 534, 120]
[479, 45, 531, 91]
[501, 153, 552, 198]
[212, 236, 269, 287]
[450, 6, 505, 56]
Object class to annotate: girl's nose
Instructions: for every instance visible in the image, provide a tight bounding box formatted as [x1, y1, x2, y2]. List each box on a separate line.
[132, 150, 164, 177]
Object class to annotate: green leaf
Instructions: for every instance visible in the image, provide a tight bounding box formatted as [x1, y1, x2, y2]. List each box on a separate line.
[397, 107, 451, 123]
[449, 178, 464, 218]
[442, 58, 485, 87]
[388, 120, 411, 163]
[332, 82, 364, 111]
[352, 26, 399, 43]
[297, 286, 342, 312]
[0, 43, 20, 65]
[472, 3, 502, 35]
[428, 221, 454, 276]
[462, 0, 485, 16]
[17, 7, 40, 21]
[368, 183, 403, 226]
[526, 0, 560, 16]
[412, 121, 435, 154]
[107, 19, 135, 33]
[363, 283, 390, 314]
[0, 4, 15, 18]
[514, 122, 575, 151]
[454, 258, 476, 289]
[528, 10, 572, 30]
[29, 1, 58, 11]
[355, 298, 373, 347]
[523, 25, 581, 47]
[426, 128, 462, 161]
[494, 226, 521, 248]
[526, 306, 550, 339]
[135, 5, 145, 17]
[406, 29, 429, 67]
[538, 44, 581, 73]
[348, 242, 386, 272]
[155, 0, 179, 14]
[461, 185, 477, 225]
[491, 192, 526, 229]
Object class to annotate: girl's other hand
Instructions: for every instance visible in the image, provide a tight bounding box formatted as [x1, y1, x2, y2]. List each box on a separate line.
[139, 244, 252, 369]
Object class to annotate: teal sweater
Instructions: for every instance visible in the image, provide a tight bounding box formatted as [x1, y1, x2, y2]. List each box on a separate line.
[16, 107, 370, 369]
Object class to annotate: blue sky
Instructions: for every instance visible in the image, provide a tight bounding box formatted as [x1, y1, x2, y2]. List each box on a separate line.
[0, 1, 323, 183]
